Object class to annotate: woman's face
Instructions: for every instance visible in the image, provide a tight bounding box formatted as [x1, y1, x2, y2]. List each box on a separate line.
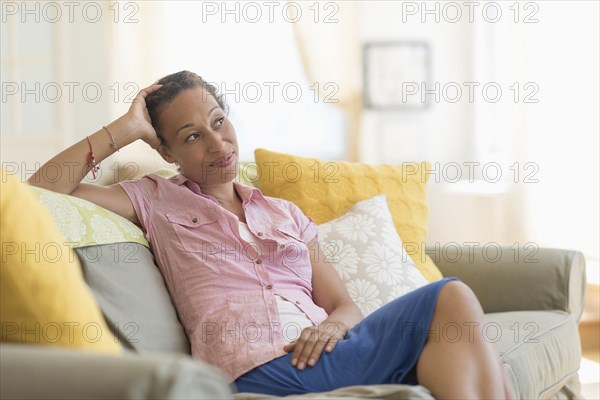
[157, 87, 239, 186]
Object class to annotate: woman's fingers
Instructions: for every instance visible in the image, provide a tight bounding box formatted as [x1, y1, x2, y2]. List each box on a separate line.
[135, 83, 163, 102]
[291, 331, 310, 368]
[290, 324, 342, 370]
[130, 84, 162, 110]
[124, 83, 163, 145]
[305, 333, 331, 367]
[325, 338, 339, 352]
[307, 322, 345, 366]
[282, 340, 297, 353]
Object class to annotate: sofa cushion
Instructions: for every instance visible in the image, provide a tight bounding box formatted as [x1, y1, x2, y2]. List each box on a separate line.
[76, 243, 190, 355]
[28, 186, 148, 248]
[234, 383, 434, 399]
[1, 344, 232, 400]
[317, 195, 429, 316]
[486, 310, 581, 399]
[254, 148, 442, 282]
[0, 172, 121, 354]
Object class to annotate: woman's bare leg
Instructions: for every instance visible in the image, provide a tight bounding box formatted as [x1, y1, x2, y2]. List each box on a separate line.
[416, 281, 514, 399]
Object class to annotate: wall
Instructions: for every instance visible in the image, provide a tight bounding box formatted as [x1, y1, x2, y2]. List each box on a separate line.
[357, 1, 599, 261]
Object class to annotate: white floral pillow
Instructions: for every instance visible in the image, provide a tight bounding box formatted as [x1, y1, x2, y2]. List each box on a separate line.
[318, 194, 429, 316]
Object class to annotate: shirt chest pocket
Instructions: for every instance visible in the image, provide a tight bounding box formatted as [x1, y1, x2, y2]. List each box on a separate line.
[274, 227, 313, 282]
[166, 211, 221, 254]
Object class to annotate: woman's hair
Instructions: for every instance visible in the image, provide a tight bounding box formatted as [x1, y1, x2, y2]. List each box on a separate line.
[145, 70, 228, 144]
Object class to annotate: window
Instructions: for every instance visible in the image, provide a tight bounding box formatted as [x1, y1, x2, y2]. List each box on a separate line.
[1, 16, 62, 139]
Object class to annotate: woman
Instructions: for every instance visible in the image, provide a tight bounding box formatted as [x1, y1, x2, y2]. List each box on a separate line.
[29, 71, 513, 399]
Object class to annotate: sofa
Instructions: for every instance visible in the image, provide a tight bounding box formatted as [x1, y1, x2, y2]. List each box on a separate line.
[0, 159, 587, 400]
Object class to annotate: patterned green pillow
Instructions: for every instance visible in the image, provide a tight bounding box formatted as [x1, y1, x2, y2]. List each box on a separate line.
[28, 186, 148, 249]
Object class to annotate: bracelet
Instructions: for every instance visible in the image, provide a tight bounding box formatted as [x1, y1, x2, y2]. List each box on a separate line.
[102, 125, 119, 151]
[86, 136, 100, 179]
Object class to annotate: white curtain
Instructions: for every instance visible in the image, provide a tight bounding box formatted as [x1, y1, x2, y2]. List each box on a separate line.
[495, 2, 599, 259]
[291, 1, 363, 161]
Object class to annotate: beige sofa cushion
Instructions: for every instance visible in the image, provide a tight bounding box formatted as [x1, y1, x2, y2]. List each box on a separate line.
[487, 310, 581, 399]
[234, 383, 434, 399]
[77, 243, 190, 355]
[1, 343, 231, 400]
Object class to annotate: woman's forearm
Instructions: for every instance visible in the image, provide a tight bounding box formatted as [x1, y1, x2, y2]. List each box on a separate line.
[27, 116, 139, 194]
[27, 83, 163, 194]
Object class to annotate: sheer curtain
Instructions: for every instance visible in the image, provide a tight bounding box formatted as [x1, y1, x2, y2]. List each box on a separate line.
[291, 1, 363, 161]
[518, 2, 599, 259]
[488, 2, 599, 260]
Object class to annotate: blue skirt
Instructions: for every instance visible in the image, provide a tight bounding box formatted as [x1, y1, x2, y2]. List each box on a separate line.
[235, 277, 459, 396]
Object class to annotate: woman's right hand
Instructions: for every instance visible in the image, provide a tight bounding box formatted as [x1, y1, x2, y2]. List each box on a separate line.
[124, 83, 163, 149]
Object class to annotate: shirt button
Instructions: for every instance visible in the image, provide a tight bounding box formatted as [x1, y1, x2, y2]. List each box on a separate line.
[192, 217, 198, 223]
[279, 244, 285, 249]
[295, 301, 301, 305]
[257, 232, 263, 236]
[266, 284, 273, 290]
[255, 259, 262, 264]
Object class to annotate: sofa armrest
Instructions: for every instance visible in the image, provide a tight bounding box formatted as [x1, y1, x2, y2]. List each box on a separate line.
[0, 344, 233, 400]
[425, 245, 586, 321]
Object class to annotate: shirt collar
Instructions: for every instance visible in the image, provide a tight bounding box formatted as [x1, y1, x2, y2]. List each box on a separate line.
[168, 173, 264, 204]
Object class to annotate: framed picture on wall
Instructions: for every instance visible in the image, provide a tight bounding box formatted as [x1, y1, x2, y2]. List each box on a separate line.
[363, 42, 431, 109]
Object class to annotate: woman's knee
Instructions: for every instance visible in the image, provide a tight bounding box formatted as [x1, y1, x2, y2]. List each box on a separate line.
[435, 281, 484, 319]
[439, 280, 478, 300]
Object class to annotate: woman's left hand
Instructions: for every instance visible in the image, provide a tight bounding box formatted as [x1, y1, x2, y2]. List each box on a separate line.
[283, 320, 349, 370]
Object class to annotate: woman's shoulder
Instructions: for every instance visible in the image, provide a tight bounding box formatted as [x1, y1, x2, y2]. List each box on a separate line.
[118, 171, 183, 198]
[121, 169, 182, 184]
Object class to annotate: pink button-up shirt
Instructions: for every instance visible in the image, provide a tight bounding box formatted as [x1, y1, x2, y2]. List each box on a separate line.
[119, 174, 328, 381]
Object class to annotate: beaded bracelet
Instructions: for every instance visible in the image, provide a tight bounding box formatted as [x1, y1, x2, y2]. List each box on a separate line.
[86, 136, 100, 179]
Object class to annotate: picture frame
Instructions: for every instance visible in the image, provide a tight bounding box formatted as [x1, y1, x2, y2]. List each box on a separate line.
[363, 41, 431, 109]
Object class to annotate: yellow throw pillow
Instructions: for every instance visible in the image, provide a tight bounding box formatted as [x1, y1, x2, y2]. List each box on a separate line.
[0, 171, 121, 354]
[254, 149, 443, 282]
